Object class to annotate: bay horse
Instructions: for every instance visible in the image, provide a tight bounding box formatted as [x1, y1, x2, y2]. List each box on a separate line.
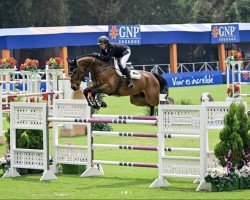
[69, 55, 168, 115]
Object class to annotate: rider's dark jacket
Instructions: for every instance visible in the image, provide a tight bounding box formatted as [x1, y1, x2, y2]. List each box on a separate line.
[100, 44, 130, 61]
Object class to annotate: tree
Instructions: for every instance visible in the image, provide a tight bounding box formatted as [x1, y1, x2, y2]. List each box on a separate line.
[236, 0, 250, 22]
[67, 0, 190, 25]
[31, 0, 69, 26]
[119, 0, 188, 24]
[0, 0, 69, 28]
[235, 103, 250, 167]
[0, 0, 33, 28]
[225, 1, 241, 22]
[193, 0, 213, 23]
[68, 0, 129, 25]
[214, 103, 244, 171]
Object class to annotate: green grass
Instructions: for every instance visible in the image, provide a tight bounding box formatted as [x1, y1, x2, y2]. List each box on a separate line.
[0, 84, 250, 199]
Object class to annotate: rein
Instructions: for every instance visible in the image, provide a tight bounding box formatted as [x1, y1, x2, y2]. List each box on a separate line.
[79, 57, 113, 78]
[78, 57, 96, 79]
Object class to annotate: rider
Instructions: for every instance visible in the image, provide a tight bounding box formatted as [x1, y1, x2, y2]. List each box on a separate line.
[93, 36, 135, 89]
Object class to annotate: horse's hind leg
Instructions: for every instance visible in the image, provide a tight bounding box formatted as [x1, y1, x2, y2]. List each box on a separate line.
[130, 94, 148, 106]
[144, 90, 160, 106]
[149, 105, 155, 116]
[130, 95, 155, 116]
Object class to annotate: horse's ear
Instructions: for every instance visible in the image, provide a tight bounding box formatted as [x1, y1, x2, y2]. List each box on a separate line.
[67, 58, 77, 72]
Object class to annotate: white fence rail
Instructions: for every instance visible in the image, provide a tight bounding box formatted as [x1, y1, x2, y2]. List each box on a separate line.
[133, 60, 250, 74]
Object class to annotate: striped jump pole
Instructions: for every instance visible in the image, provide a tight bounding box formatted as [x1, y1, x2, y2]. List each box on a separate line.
[234, 82, 250, 85]
[239, 94, 250, 97]
[234, 70, 250, 74]
[93, 144, 158, 151]
[164, 147, 200, 152]
[92, 131, 157, 138]
[2, 91, 63, 99]
[93, 144, 199, 152]
[48, 117, 157, 125]
[93, 131, 200, 139]
[92, 160, 158, 168]
[92, 114, 158, 120]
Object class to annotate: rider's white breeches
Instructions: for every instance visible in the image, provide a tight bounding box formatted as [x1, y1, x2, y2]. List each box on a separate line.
[120, 49, 131, 69]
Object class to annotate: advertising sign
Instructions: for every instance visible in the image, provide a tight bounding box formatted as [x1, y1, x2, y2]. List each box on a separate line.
[108, 25, 141, 45]
[164, 71, 223, 87]
[211, 24, 240, 44]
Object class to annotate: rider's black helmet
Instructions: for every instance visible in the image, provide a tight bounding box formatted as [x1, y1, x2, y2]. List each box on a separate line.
[97, 36, 109, 45]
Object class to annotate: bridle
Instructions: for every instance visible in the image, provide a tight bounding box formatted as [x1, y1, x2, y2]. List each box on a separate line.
[71, 57, 95, 86]
[78, 57, 96, 80]
[71, 56, 113, 86]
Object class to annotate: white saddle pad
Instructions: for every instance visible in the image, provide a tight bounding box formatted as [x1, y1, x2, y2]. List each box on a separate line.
[113, 59, 141, 80]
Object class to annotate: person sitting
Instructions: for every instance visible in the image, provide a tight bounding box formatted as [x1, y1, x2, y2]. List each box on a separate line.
[92, 35, 135, 89]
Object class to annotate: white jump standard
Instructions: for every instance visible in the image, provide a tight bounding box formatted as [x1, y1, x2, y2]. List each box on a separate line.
[2, 103, 57, 181]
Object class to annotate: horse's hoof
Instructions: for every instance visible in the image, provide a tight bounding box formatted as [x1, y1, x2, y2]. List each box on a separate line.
[96, 100, 102, 107]
[93, 105, 100, 110]
[101, 102, 107, 108]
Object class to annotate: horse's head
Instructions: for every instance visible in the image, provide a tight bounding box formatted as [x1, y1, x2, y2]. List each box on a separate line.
[70, 68, 85, 91]
[70, 55, 105, 91]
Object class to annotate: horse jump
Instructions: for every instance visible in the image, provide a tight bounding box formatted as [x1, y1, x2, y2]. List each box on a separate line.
[4, 100, 238, 190]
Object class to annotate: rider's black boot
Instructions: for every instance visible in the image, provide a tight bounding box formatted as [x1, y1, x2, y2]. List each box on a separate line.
[124, 67, 135, 89]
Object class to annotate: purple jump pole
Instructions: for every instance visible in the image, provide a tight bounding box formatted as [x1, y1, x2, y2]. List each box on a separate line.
[92, 114, 158, 120]
[92, 131, 157, 138]
[93, 144, 157, 151]
[93, 160, 158, 168]
[48, 117, 157, 125]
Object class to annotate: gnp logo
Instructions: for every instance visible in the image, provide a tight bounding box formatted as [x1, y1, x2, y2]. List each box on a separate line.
[211, 24, 240, 44]
[108, 25, 141, 45]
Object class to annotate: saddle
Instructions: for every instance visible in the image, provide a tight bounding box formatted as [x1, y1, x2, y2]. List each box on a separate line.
[111, 58, 141, 80]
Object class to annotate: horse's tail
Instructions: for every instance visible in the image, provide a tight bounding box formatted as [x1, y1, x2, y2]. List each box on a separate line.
[152, 73, 169, 96]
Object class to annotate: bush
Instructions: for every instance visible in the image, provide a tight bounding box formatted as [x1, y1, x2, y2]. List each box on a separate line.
[92, 123, 113, 131]
[214, 103, 244, 170]
[5, 129, 43, 150]
[235, 103, 250, 167]
[176, 98, 193, 105]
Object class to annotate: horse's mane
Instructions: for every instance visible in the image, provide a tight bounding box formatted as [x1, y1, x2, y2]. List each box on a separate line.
[76, 54, 95, 60]
[76, 54, 111, 70]
[76, 54, 110, 64]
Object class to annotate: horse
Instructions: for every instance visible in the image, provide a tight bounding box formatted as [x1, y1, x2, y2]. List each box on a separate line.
[69, 55, 168, 116]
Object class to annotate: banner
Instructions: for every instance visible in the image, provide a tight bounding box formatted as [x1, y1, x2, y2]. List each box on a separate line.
[108, 25, 141, 45]
[211, 24, 240, 44]
[163, 71, 223, 87]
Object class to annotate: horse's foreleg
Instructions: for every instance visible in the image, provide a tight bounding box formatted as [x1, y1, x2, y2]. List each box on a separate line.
[83, 88, 96, 107]
[90, 84, 110, 108]
[83, 88, 90, 99]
